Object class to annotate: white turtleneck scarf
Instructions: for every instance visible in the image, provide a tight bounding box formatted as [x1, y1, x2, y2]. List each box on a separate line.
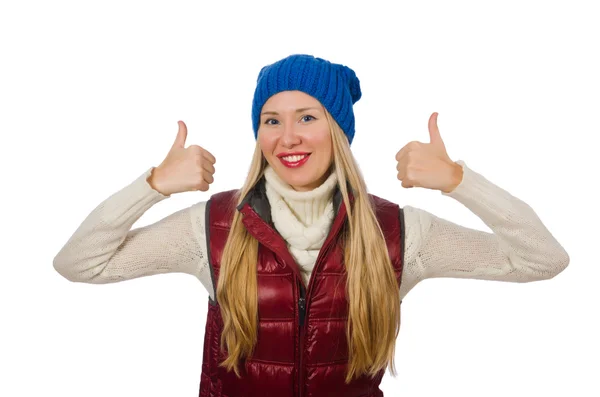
[263, 165, 338, 286]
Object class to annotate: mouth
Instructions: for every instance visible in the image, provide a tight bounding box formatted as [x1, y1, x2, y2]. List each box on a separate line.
[278, 153, 311, 168]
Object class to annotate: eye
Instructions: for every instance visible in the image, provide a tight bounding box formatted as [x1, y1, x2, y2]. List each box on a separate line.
[301, 115, 316, 122]
[264, 118, 279, 125]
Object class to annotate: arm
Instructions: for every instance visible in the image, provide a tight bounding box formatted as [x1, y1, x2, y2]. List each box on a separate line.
[398, 160, 570, 300]
[53, 167, 213, 290]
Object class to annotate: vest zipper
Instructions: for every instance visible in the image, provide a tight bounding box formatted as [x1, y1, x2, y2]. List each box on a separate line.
[297, 206, 345, 397]
[298, 284, 306, 327]
[298, 281, 306, 397]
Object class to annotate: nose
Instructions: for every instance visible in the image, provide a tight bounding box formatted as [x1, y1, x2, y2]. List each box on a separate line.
[280, 121, 301, 148]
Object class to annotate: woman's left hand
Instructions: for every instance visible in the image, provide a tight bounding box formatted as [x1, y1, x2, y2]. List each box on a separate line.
[395, 112, 463, 193]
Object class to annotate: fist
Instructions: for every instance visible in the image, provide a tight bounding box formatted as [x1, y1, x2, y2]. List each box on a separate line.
[150, 121, 216, 195]
[395, 112, 462, 193]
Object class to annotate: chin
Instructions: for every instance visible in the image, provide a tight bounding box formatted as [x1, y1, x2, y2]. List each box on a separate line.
[270, 160, 326, 189]
[279, 173, 316, 190]
[285, 177, 313, 189]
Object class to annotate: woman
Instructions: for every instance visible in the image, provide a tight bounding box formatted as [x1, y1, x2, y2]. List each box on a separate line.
[53, 54, 570, 397]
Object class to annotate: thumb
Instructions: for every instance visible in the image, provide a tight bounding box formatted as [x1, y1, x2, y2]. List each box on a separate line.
[428, 112, 445, 148]
[172, 120, 188, 149]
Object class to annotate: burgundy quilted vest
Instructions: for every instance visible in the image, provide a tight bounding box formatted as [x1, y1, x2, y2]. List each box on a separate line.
[198, 178, 404, 397]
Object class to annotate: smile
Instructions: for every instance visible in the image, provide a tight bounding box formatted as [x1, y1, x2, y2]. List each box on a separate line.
[279, 154, 311, 168]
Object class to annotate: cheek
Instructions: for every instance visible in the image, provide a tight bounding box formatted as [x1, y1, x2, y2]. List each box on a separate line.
[258, 135, 276, 155]
[310, 128, 332, 152]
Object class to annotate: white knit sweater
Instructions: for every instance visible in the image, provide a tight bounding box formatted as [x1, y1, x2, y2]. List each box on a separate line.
[53, 160, 570, 302]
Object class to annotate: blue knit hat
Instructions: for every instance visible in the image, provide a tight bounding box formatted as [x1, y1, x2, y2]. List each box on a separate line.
[251, 54, 362, 145]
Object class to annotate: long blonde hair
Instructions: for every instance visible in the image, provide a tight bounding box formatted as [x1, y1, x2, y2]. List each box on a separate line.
[215, 109, 401, 383]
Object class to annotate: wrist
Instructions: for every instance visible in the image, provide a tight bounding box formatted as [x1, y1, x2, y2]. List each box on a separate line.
[148, 167, 170, 196]
[442, 162, 463, 193]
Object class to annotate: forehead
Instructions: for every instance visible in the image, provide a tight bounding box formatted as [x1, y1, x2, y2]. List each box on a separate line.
[262, 90, 322, 110]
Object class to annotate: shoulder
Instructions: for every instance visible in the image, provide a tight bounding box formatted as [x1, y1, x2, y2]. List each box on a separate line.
[367, 193, 402, 220]
[365, 194, 404, 237]
[208, 188, 240, 203]
[188, 189, 240, 222]
[204, 189, 241, 228]
[367, 193, 400, 210]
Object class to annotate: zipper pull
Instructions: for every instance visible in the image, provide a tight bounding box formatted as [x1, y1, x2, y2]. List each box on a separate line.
[298, 281, 307, 327]
[298, 297, 306, 327]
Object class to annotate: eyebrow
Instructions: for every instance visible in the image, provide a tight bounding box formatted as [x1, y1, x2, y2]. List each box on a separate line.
[260, 107, 321, 116]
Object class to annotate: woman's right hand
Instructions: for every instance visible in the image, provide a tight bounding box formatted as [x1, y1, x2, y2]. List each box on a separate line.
[148, 120, 216, 196]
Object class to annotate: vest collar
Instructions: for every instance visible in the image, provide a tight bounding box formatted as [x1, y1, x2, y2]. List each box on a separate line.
[235, 171, 355, 289]
[236, 172, 353, 223]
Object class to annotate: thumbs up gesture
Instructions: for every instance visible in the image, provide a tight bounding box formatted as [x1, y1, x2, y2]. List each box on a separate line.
[395, 112, 463, 193]
[148, 121, 216, 196]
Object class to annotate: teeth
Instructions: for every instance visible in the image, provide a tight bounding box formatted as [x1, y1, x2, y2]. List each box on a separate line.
[282, 154, 307, 162]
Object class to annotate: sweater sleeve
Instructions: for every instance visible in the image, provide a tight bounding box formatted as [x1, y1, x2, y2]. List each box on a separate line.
[53, 167, 214, 297]
[398, 160, 570, 301]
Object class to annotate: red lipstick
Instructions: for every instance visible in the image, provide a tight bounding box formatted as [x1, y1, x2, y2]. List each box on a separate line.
[277, 152, 311, 168]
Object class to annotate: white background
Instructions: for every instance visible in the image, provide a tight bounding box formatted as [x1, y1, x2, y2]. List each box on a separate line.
[1, 0, 598, 396]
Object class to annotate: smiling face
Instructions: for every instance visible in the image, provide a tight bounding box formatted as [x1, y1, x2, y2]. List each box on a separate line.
[258, 90, 333, 191]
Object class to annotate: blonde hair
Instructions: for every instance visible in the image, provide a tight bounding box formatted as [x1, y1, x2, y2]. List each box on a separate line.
[215, 109, 401, 383]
